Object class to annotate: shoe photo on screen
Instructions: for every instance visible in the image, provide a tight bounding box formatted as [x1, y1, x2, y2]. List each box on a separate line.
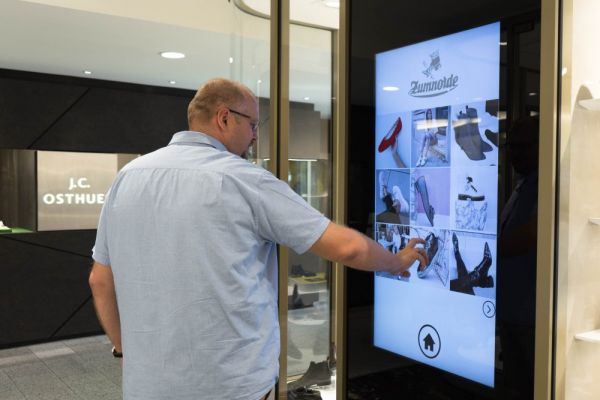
[458, 176, 485, 201]
[378, 117, 402, 152]
[415, 176, 435, 226]
[484, 129, 499, 147]
[454, 106, 486, 161]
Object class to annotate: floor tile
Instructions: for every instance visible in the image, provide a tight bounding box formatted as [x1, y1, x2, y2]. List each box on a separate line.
[1, 336, 123, 400]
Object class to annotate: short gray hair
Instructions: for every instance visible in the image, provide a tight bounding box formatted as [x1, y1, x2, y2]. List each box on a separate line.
[187, 78, 254, 126]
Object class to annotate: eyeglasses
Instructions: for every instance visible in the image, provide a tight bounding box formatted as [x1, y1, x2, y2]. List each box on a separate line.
[228, 108, 259, 133]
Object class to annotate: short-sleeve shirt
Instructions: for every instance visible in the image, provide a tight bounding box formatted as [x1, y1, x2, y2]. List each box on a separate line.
[92, 131, 330, 400]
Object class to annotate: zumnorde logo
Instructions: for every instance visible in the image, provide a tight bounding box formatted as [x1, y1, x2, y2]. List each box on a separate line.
[409, 50, 459, 98]
[42, 177, 105, 205]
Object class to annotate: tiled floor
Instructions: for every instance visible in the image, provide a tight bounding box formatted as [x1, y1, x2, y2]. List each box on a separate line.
[0, 336, 121, 400]
[0, 336, 340, 400]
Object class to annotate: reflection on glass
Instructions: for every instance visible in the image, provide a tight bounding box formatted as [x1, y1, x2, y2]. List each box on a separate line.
[286, 21, 336, 399]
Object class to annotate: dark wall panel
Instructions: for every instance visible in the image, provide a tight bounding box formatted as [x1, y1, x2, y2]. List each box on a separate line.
[0, 78, 87, 149]
[0, 69, 196, 348]
[34, 87, 191, 154]
[0, 231, 99, 347]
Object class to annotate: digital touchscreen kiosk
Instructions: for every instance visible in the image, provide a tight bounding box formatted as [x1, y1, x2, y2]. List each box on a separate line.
[373, 22, 500, 387]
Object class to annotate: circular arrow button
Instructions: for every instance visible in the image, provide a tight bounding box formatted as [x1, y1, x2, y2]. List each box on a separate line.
[483, 300, 496, 318]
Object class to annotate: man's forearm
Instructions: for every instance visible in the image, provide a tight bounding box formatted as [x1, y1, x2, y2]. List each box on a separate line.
[89, 262, 122, 352]
[309, 222, 426, 274]
[92, 288, 122, 351]
[340, 230, 402, 272]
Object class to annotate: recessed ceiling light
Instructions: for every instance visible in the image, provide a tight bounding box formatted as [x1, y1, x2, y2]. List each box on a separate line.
[159, 51, 185, 59]
[304, 97, 310, 101]
[229, 57, 234, 64]
[499, 41, 508, 46]
[529, 92, 538, 96]
[257, 79, 262, 84]
[169, 80, 176, 85]
[83, 70, 92, 75]
[323, 0, 340, 8]
[383, 86, 399, 91]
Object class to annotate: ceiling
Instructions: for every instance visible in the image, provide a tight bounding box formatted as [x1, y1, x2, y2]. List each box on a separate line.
[0, 0, 337, 116]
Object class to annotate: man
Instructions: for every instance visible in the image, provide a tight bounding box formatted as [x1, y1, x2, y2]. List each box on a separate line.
[497, 116, 539, 399]
[89, 78, 426, 400]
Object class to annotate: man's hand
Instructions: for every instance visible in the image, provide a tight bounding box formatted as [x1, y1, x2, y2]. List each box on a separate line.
[389, 238, 427, 276]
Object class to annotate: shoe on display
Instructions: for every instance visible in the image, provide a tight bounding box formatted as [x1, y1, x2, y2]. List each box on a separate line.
[288, 338, 303, 360]
[0, 221, 12, 233]
[291, 265, 316, 278]
[288, 387, 323, 400]
[485, 129, 499, 147]
[291, 284, 310, 310]
[378, 117, 402, 152]
[458, 176, 485, 201]
[415, 176, 435, 226]
[287, 361, 331, 391]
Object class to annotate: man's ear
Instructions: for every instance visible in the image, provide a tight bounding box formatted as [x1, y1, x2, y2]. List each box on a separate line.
[216, 108, 229, 129]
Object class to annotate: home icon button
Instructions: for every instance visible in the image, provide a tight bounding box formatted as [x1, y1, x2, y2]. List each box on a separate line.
[418, 324, 441, 359]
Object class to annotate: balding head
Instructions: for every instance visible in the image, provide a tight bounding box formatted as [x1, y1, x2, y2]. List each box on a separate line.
[187, 78, 258, 158]
[187, 78, 255, 128]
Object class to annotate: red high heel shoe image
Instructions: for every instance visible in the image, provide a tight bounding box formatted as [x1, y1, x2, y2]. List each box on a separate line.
[378, 117, 402, 152]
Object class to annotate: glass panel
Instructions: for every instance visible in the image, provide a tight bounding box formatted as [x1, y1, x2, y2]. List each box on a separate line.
[230, 4, 271, 167]
[556, 0, 600, 399]
[285, 19, 336, 399]
[0, 0, 273, 356]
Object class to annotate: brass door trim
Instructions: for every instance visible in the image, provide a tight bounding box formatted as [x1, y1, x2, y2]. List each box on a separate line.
[332, 1, 348, 398]
[536, 0, 560, 398]
[271, 0, 290, 397]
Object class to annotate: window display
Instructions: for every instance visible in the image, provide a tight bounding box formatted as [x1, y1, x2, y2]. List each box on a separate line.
[373, 22, 500, 387]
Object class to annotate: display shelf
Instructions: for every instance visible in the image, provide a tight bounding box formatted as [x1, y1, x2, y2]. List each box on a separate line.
[588, 218, 600, 225]
[0, 227, 33, 235]
[579, 98, 600, 111]
[575, 329, 600, 343]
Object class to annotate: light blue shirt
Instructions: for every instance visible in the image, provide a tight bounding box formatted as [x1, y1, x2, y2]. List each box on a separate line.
[93, 131, 330, 400]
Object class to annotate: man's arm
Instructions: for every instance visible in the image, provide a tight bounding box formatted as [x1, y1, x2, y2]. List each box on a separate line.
[309, 222, 426, 275]
[89, 261, 122, 353]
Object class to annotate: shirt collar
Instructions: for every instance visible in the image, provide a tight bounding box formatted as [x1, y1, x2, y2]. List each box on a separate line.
[168, 131, 228, 152]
